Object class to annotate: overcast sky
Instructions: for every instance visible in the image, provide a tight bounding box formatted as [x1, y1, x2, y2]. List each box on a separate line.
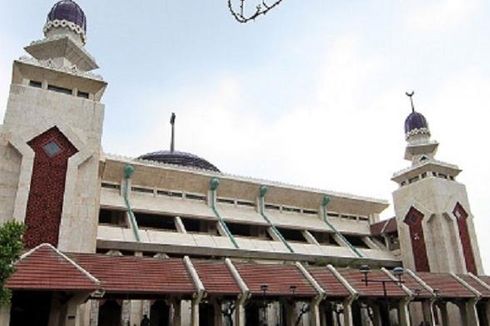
[1, 0, 489, 271]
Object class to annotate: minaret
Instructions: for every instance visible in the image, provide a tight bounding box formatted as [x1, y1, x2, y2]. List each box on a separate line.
[0, 0, 106, 253]
[392, 92, 483, 274]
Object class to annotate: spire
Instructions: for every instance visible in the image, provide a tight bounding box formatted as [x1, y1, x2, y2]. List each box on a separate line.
[405, 91, 415, 113]
[170, 113, 176, 153]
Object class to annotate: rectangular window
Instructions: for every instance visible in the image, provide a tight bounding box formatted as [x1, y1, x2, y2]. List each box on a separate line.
[226, 222, 272, 240]
[236, 200, 255, 208]
[185, 193, 206, 201]
[134, 212, 177, 231]
[343, 235, 370, 249]
[276, 227, 308, 243]
[98, 209, 128, 227]
[157, 190, 183, 198]
[217, 197, 235, 205]
[180, 217, 218, 235]
[77, 91, 90, 99]
[310, 231, 340, 246]
[131, 186, 154, 194]
[48, 84, 72, 95]
[29, 80, 42, 88]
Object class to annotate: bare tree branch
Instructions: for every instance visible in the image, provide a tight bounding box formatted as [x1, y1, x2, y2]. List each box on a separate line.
[228, 0, 285, 23]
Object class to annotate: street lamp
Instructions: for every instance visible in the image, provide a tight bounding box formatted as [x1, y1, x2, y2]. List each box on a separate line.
[359, 265, 405, 326]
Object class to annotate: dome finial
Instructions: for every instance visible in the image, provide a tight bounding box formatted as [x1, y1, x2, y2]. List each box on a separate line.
[405, 91, 415, 113]
[170, 113, 176, 153]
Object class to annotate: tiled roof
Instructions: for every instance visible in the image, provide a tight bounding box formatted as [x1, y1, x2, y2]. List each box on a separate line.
[415, 272, 475, 298]
[6, 244, 98, 291]
[398, 272, 432, 299]
[370, 217, 397, 236]
[306, 266, 350, 298]
[234, 262, 316, 297]
[339, 269, 407, 298]
[479, 276, 490, 289]
[192, 260, 240, 296]
[458, 275, 490, 298]
[70, 253, 196, 296]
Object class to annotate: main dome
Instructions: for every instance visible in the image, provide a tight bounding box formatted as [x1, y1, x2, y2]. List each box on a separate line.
[138, 150, 221, 172]
[47, 0, 87, 32]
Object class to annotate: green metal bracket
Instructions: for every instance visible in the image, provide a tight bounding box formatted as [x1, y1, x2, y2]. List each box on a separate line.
[258, 186, 294, 253]
[122, 164, 141, 242]
[321, 195, 363, 258]
[209, 178, 239, 249]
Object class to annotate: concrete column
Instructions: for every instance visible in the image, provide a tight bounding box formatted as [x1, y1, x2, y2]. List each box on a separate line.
[62, 294, 90, 326]
[460, 300, 480, 326]
[0, 303, 11, 326]
[213, 300, 224, 326]
[485, 302, 490, 326]
[343, 298, 355, 326]
[285, 302, 296, 326]
[235, 299, 246, 326]
[398, 299, 411, 326]
[172, 300, 182, 326]
[310, 299, 321, 326]
[437, 302, 449, 326]
[421, 300, 436, 326]
[371, 303, 382, 326]
[191, 299, 200, 326]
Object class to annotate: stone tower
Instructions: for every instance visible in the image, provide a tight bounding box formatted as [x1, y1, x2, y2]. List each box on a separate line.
[392, 94, 483, 274]
[0, 0, 106, 253]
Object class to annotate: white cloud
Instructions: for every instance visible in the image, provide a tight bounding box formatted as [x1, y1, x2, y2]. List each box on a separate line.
[405, 0, 481, 32]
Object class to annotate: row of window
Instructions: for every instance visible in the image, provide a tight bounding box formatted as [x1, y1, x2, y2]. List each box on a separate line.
[400, 171, 455, 187]
[29, 80, 90, 99]
[98, 209, 371, 249]
[101, 182, 369, 221]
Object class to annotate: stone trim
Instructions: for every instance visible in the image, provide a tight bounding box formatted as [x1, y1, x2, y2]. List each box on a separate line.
[44, 19, 87, 44]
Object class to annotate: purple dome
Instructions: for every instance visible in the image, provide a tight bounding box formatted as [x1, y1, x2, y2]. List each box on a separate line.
[404, 111, 429, 134]
[47, 0, 86, 32]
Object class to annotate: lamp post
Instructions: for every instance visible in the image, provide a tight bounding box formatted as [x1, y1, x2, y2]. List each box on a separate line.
[359, 265, 405, 326]
[260, 284, 268, 326]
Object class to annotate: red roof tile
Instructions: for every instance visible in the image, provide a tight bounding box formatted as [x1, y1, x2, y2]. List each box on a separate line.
[414, 272, 475, 299]
[478, 276, 490, 289]
[370, 217, 397, 236]
[70, 254, 195, 295]
[398, 272, 432, 299]
[339, 269, 407, 298]
[234, 262, 316, 297]
[6, 244, 98, 291]
[192, 260, 240, 296]
[306, 266, 350, 298]
[458, 275, 490, 298]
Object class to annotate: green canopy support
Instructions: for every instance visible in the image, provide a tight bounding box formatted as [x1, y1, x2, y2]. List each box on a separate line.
[258, 186, 294, 253]
[209, 178, 239, 249]
[122, 164, 141, 242]
[321, 195, 363, 258]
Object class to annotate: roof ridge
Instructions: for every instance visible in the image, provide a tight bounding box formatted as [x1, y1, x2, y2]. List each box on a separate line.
[18, 243, 100, 285]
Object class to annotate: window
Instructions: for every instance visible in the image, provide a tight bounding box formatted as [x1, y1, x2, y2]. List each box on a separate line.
[98, 209, 128, 227]
[180, 217, 218, 235]
[343, 235, 370, 249]
[310, 231, 340, 246]
[42, 140, 62, 157]
[131, 186, 154, 194]
[276, 227, 308, 243]
[226, 223, 272, 239]
[48, 84, 72, 95]
[29, 80, 42, 88]
[77, 91, 90, 99]
[134, 212, 177, 231]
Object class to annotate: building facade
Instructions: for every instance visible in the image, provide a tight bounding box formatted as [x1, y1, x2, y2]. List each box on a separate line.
[0, 1, 488, 326]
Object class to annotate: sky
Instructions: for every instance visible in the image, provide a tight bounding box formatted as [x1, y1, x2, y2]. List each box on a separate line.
[1, 0, 489, 271]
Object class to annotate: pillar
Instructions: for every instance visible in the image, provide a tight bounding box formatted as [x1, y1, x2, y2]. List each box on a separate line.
[235, 299, 246, 326]
[398, 299, 411, 326]
[459, 300, 480, 326]
[422, 300, 436, 326]
[191, 299, 200, 326]
[172, 300, 182, 326]
[285, 301, 296, 326]
[343, 298, 355, 326]
[371, 303, 382, 326]
[437, 302, 449, 326]
[213, 300, 224, 326]
[310, 299, 321, 326]
[62, 294, 90, 326]
[0, 303, 11, 326]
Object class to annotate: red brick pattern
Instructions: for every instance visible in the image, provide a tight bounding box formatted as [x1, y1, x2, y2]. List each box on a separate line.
[401, 273, 432, 299]
[370, 220, 387, 236]
[6, 244, 98, 291]
[415, 272, 474, 298]
[234, 262, 316, 297]
[24, 127, 78, 248]
[458, 275, 490, 298]
[339, 269, 407, 298]
[384, 218, 398, 234]
[306, 266, 350, 298]
[404, 207, 430, 272]
[192, 260, 240, 296]
[70, 254, 196, 295]
[453, 203, 477, 274]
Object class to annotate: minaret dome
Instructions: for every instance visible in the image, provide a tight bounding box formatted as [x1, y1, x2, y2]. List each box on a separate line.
[44, 0, 87, 45]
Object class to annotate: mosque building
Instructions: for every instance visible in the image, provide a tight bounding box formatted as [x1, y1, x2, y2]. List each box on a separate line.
[0, 1, 489, 326]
